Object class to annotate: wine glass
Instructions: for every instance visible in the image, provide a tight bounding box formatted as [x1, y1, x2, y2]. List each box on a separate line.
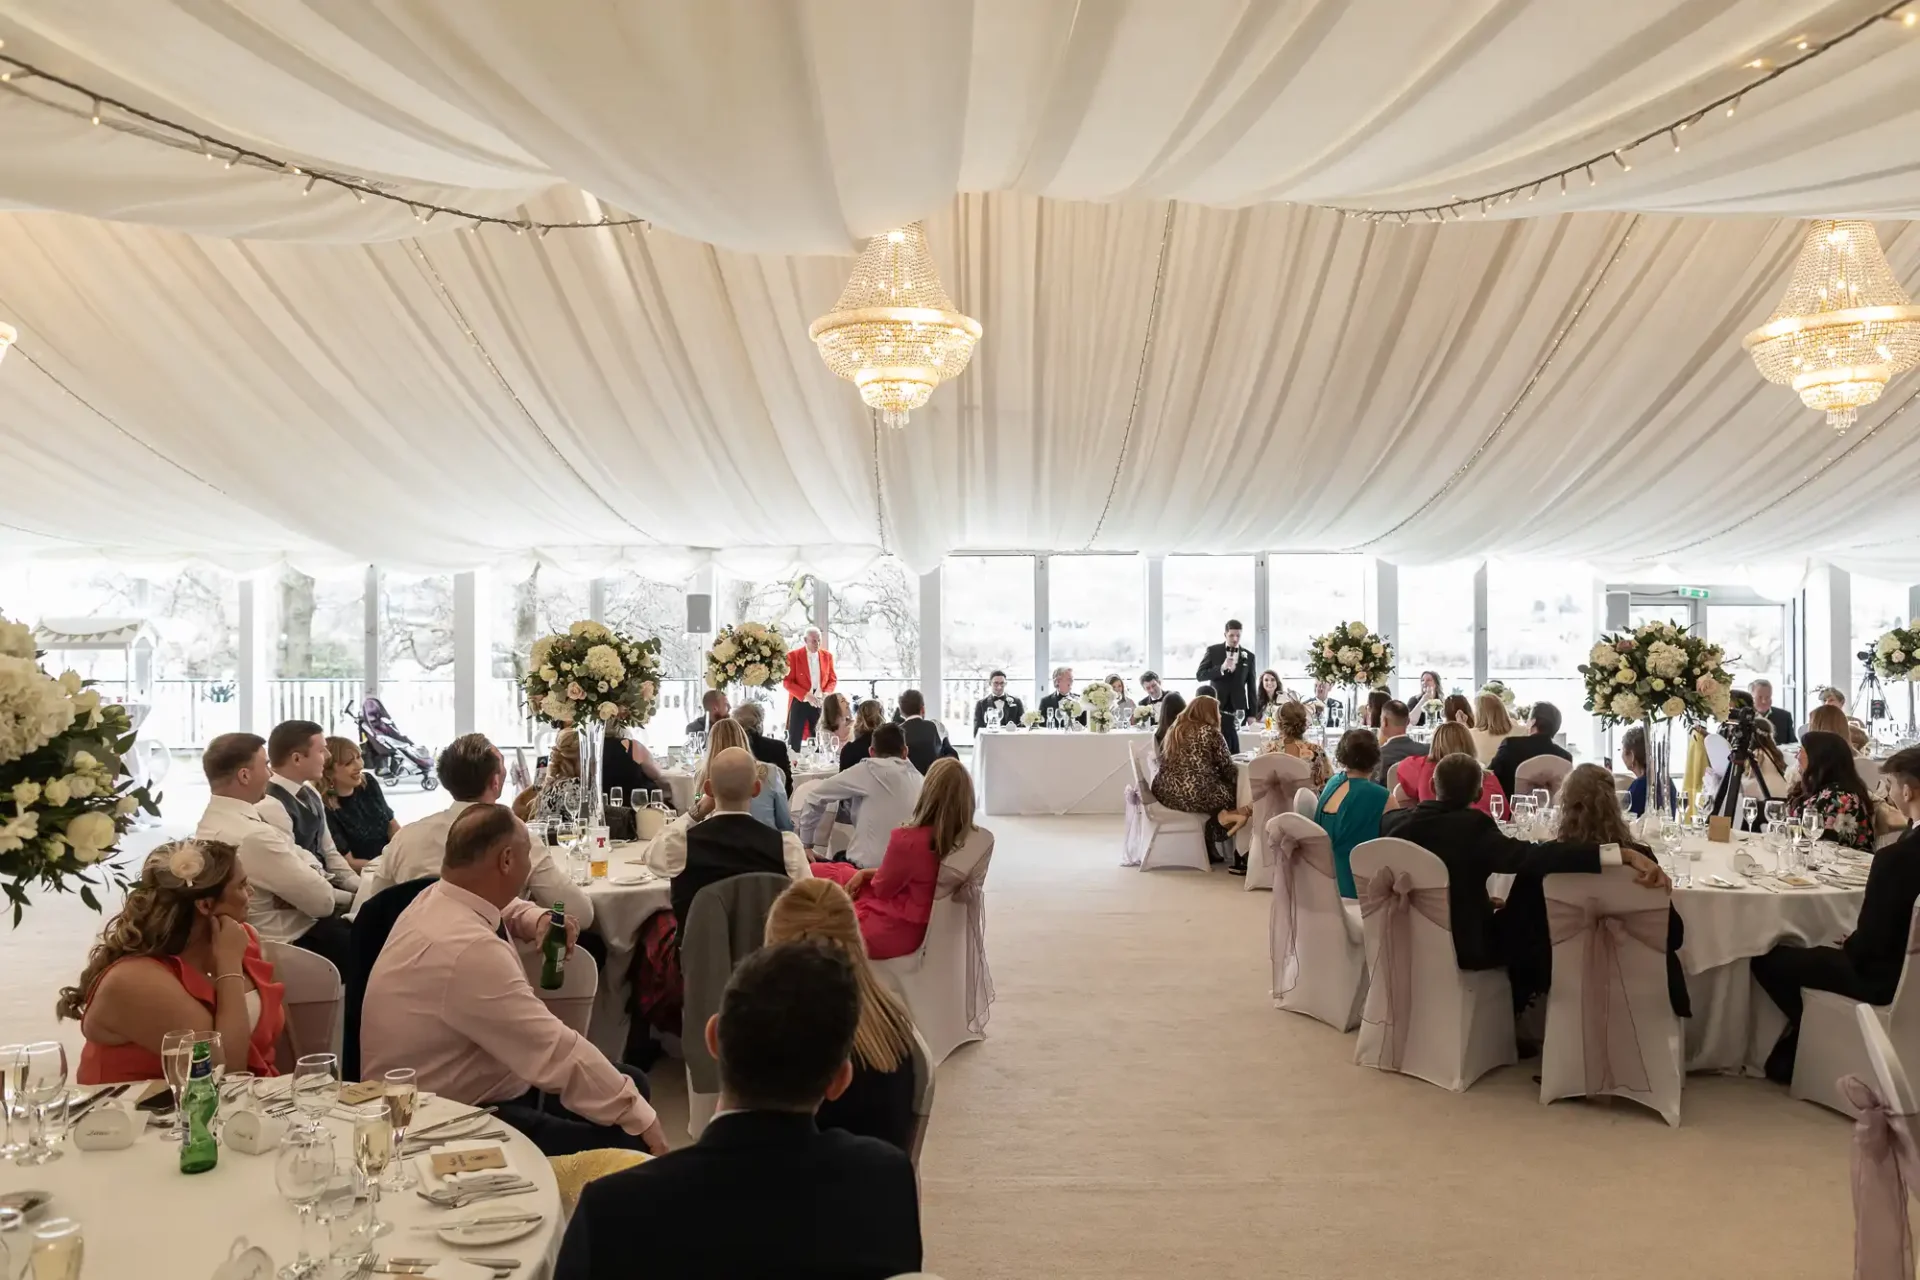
[1763, 799, 1786, 829]
[275, 1127, 336, 1279]
[1691, 790, 1712, 832]
[1531, 788, 1551, 816]
[1489, 794, 1506, 826]
[381, 1069, 418, 1190]
[292, 1053, 340, 1132]
[0, 1044, 25, 1161]
[15, 1042, 67, 1166]
[352, 1110, 394, 1238]
[310, 1167, 367, 1270]
[1660, 818, 1690, 887]
[160, 1029, 198, 1139]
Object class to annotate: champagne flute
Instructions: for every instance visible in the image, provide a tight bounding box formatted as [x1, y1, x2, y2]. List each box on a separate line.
[352, 1110, 394, 1239]
[1, 1044, 25, 1160]
[274, 1127, 335, 1279]
[292, 1053, 340, 1132]
[15, 1042, 67, 1167]
[1489, 794, 1506, 825]
[380, 1069, 417, 1190]
[160, 1029, 198, 1139]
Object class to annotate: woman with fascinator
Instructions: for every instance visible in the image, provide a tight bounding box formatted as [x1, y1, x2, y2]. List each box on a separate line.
[59, 839, 286, 1083]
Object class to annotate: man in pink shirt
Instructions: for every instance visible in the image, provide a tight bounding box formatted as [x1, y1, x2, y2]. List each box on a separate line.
[361, 803, 668, 1156]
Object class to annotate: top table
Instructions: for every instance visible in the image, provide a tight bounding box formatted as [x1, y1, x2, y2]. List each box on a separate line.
[972, 728, 1155, 816]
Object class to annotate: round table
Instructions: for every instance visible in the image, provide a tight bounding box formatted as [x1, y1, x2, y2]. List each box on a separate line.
[20, 1089, 563, 1277]
[656, 761, 838, 813]
[580, 844, 672, 1060]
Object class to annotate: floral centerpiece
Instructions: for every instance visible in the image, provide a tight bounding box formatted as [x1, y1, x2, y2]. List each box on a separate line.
[1307, 621, 1395, 737]
[1580, 621, 1732, 828]
[705, 622, 788, 692]
[1021, 709, 1043, 728]
[1872, 620, 1920, 729]
[1131, 705, 1157, 727]
[524, 621, 664, 829]
[1, 613, 159, 923]
[1479, 680, 1516, 709]
[1082, 682, 1116, 733]
[1420, 696, 1445, 722]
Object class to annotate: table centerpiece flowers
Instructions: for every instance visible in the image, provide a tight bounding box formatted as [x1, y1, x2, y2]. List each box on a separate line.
[704, 621, 788, 693]
[524, 621, 664, 829]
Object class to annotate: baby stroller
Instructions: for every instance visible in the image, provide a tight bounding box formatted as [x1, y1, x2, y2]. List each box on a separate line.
[346, 696, 438, 790]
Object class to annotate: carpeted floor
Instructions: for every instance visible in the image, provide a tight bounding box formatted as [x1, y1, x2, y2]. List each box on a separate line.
[0, 801, 1867, 1277]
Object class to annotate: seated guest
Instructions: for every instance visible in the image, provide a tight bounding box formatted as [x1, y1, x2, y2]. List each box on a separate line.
[363, 804, 666, 1156]
[818, 692, 855, 754]
[685, 688, 730, 737]
[1150, 696, 1248, 863]
[1373, 699, 1426, 789]
[602, 726, 671, 802]
[257, 719, 360, 911]
[1151, 692, 1187, 757]
[1411, 670, 1446, 726]
[972, 670, 1026, 732]
[732, 701, 794, 796]
[1314, 680, 1344, 729]
[797, 724, 925, 868]
[764, 880, 919, 1151]
[1271, 700, 1332, 789]
[1255, 670, 1287, 720]
[1470, 693, 1518, 764]
[1489, 701, 1572, 799]
[1443, 693, 1475, 728]
[1037, 666, 1083, 724]
[1315, 729, 1388, 898]
[813, 758, 975, 960]
[1361, 688, 1390, 730]
[1193, 686, 1241, 754]
[1754, 745, 1920, 1082]
[1751, 677, 1797, 745]
[840, 698, 888, 772]
[1106, 674, 1137, 723]
[1745, 723, 1793, 802]
[356, 734, 592, 929]
[1382, 753, 1661, 1015]
[1396, 723, 1502, 815]
[1553, 764, 1689, 1018]
[1850, 722, 1873, 755]
[61, 840, 285, 1083]
[522, 727, 582, 821]
[196, 732, 350, 971]
[1806, 703, 1855, 750]
[555, 940, 921, 1280]
[1622, 725, 1652, 817]
[321, 736, 396, 871]
[666, 748, 810, 930]
[896, 688, 958, 774]
[692, 720, 793, 832]
[1788, 730, 1878, 853]
[1138, 670, 1166, 711]
[1820, 685, 1848, 710]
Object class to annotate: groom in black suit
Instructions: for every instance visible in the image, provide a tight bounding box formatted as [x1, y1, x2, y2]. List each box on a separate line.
[555, 941, 922, 1280]
[1196, 619, 1257, 721]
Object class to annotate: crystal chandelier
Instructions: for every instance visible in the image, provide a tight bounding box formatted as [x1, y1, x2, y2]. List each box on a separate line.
[809, 223, 980, 429]
[1744, 219, 1920, 432]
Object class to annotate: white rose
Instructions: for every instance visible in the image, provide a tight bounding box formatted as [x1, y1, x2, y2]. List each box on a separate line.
[1896, 650, 1908, 664]
[65, 811, 117, 857]
[41, 778, 70, 807]
[1613, 667, 1635, 685]
[598, 701, 620, 722]
[1347, 621, 1368, 639]
[56, 670, 84, 695]
[1661, 696, 1686, 719]
[1370, 643, 1383, 657]
[61, 773, 94, 799]
[0, 811, 37, 855]
[567, 682, 585, 701]
[1650, 678, 1665, 691]
[11, 780, 41, 808]
[539, 665, 557, 682]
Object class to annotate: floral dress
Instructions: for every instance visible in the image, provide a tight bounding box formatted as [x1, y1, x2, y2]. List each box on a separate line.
[1275, 736, 1332, 789]
[1802, 786, 1875, 853]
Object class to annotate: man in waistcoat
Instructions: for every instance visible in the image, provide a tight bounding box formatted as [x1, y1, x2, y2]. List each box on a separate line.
[257, 719, 360, 915]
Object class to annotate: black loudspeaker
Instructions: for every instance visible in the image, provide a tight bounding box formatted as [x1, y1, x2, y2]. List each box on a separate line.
[686, 593, 712, 634]
[1604, 592, 1630, 631]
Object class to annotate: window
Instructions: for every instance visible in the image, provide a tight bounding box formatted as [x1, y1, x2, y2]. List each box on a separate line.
[943, 556, 1034, 739]
[1163, 555, 1252, 699]
[829, 560, 920, 685]
[1488, 559, 1596, 754]
[1398, 560, 1478, 704]
[603, 574, 703, 746]
[1268, 555, 1367, 688]
[1049, 555, 1144, 687]
[378, 572, 457, 751]
[1852, 575, 1915, 724]
[267, 567, 368, 742]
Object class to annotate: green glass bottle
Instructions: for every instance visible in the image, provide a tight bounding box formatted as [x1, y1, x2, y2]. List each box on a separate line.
[179, 1039, 219, 1174]
[539, 902, 568, 990]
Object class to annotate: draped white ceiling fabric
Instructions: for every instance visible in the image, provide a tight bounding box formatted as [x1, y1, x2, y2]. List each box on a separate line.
[1, 0, 1919, 579]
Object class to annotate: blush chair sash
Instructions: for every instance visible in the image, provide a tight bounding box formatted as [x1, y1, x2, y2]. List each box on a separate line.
[1358, 867, 1451, 1071]
[1841, 1074, 1920, 1280]
[1545, 899, 1667, 1095]
[1269, 820, 1337, 996]
[938, 853, 996, 1035]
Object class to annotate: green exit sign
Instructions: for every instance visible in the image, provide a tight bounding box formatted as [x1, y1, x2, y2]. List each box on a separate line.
[1676, 587, 1711, 600]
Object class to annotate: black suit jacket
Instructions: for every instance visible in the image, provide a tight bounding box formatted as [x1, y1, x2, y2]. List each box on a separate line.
[900, 717, 957, 775]
[1036, 691, 1085, 725]
[1846, 825, 1920, 999]
[1376, 733, 1429, 788]
[555, 1110, 921, 1280]
[973, 693, 1026, 731]
[1380, 802, 1600, 971]
[1764, 706, 1797, 746]
[685, 713, 725, 737]
[1219, 717, 1240, 755]
[839, 733, 872, 772]
[1489, 733, 1573, 800]
[1195, 643, 1257, 716]
[669, 813, 788, 931]
[745, 729, 794, 795]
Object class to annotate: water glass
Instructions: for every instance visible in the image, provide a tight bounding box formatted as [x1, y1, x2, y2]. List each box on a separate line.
[649, 789, 665, 811]
[1691, 791, 1712, 832]
[312, 1167, 368, 1267]
[608, 787, 624, 809]
[292, 1053, 340, 1132]
[160, 1028, 199, 1137]
[275, 1127, 336, 1278]
[27, 1217, 82, 1280]
[15, 1042, 67, 1167]
[0, 1206, 22, 1278]
[1661, 821, 1690, 888]
[1763, 799, 1786, 829]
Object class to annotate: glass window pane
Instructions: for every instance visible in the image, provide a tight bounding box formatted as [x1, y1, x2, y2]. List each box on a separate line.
[1707, 604, 1786, 695]
[943, 555, 1034, 743]
[1398, 561, 1478, 704]
[378, 572, 457, 752]
[1488, 559, 1595, 754]
[1268, 555, 1367, 690]
[1163, 555, 1253, 700]
[829, 559, 922, 726]
[603, 574, 702, 747]
[1852, 576, 1914, 723]
[1049, 555, 1144, 687]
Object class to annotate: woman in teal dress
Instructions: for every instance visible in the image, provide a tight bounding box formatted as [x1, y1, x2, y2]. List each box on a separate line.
[1316, 729, 1388, 898]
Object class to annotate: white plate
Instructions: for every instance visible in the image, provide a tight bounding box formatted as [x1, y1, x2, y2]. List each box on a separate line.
[435, 1205, 545, 1247]
[607, 866, 653, 885]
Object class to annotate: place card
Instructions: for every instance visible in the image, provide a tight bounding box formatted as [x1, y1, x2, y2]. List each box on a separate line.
[71, 1106, 136, 1150]
[222, 1110, 285, 1155]
[339, 1080, 385, 1106]
[431, 1145, 508, 1177]
[1707, 815, 1733, 843]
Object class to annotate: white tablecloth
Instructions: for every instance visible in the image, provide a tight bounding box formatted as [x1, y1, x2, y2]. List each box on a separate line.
[973, 729, 1155, 815]
[582, 843, 672, 1059]
[24, 1088, 563, 1278]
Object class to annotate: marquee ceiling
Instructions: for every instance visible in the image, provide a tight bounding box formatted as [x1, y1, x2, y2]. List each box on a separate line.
[1, 0, 1918, 580]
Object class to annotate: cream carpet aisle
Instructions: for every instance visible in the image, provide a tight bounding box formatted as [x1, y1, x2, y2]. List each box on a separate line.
[915, 816, 1860, 1280]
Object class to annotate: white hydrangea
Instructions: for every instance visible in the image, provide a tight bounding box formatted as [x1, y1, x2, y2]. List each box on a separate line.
[0, 614, 34, 660]
[1587, 642, 1619, 669]
[530, 635, 556, 669]
[1346, 621, 1368, 639]
[1336, 646, 1361, 668]
[540, 692, 574, 722]
[742, 663, 770, 688]
[1643, 640, 1687, 679]
[0, 656, 77, 767]
[582, 644, 625, 684]
[1611, 691, 1643, 721]
[711, 638, 738, 664]
[568, 620, 611, 641]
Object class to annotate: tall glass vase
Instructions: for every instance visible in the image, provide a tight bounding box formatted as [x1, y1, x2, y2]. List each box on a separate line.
[577, 721, 604, 831]
[1641, 716, 1672, 837]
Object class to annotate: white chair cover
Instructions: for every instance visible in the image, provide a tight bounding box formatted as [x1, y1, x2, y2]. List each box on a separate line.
[1513, 754, 1574, 801]
[1847, 1003, 1920, 1280]
[1349, 838, 1517, 1091]
[1268, 814, 1367, 1032]
[876, 831, 995, 1065]
[1792, 900, 1920, 1119]
[1538, 869, 1684, 1126]
[1244, 753, 1312, 892]
[518, 944, 600, 1037]
[1121, 746, 1209, 872]
[262, 941, 343, 1072]
[906, 1026, 937, 1168]
[1292, 787, 1319, 819]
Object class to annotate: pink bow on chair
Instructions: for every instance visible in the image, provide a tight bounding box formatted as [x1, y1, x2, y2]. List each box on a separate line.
[1269, 824, 1337, 996]
[1841, 1074, 1920, 1280]
[1358, 867, 1451, 1071]
[1545, 900, 1667, 1095]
